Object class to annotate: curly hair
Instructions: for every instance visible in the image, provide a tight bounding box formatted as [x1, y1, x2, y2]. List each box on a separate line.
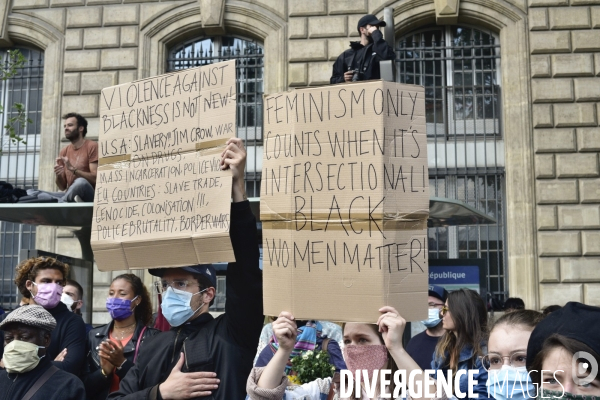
[112, 274, 153, 326]
[15, 257, 69, 299]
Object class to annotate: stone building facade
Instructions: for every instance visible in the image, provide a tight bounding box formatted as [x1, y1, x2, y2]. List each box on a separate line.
[0, 0, 598, 324]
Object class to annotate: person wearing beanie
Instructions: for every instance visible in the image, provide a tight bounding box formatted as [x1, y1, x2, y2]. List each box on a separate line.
[405, 285, 449, 370]
[527, 302, 600, 399]
[0, 305, 85, 400]
[330, 13, 395, 83]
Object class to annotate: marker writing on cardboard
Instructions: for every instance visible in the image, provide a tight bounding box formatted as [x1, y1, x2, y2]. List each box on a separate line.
[263, 236, 427, 273]
[263, 162, 426, 196]
[263, 127, 420, 161]
[101, 65, 230, 111]
[265, 88, 420, 124]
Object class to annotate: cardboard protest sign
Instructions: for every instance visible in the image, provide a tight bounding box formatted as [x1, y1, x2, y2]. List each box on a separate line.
[91, 60, 237, 271]
[261, 81, 429, 323]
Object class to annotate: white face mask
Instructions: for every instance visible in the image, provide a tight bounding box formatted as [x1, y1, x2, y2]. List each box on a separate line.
[422, 308, 442, 328]
[61, 292, 75, 311]
[161, 287, 206, 327]
[487, 365, 535, 400]
[2, 340, 45, 373]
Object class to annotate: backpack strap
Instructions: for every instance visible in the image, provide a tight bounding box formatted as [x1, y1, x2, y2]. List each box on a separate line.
[322, 338, 331, 353]
[22, 365, 59, 400]
[345, 51, 356, 71]
[134, 326, 147, 363]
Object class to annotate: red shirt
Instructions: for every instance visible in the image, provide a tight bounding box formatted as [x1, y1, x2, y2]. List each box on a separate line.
[59, 140, 98, 188]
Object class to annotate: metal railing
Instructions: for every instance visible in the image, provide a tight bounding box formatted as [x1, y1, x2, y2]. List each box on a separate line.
[397, 26, 507, 303]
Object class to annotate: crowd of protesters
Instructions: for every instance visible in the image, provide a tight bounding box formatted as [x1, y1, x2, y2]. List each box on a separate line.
[0, 132, 598, 400]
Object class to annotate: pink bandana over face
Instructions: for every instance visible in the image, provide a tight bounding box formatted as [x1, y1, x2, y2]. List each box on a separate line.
[343, 344, 389, 379]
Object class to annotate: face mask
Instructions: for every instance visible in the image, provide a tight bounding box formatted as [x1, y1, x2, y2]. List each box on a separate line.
[31, 282, 63, 309]
[422, 308, 442, 328]
[61, 292, 75, 311]
[2, 340, 45, 374]
[161, 287, 206, 327]
[540, 389, 595, 400]
[106, 296, 138, 321]
[487, 366, 536, 400]
[343, 344, 388, 380]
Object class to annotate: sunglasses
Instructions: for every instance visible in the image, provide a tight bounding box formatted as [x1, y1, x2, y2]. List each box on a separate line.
[440, 305, 449, 316]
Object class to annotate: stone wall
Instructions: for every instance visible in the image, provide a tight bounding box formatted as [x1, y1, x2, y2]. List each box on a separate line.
[1, 0, 599, 322]
[529, 0, 600, 308]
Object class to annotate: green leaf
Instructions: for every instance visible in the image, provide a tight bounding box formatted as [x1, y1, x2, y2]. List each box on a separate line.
[0, 50, 30, 151]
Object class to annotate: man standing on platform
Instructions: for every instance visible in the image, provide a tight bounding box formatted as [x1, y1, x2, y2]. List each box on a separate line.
[330, 14, 395, 83]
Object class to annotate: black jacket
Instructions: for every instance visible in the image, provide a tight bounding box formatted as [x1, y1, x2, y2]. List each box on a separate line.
[330, 29, 395, 84]
[46, 301, 88, 375]
[0, 302, 87, 376]
[108, 201, 263, 400]
[83, 320, 160, 400]
[0, 357, 86, 400]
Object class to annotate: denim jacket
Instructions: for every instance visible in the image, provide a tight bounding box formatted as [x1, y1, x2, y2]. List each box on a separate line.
[431, 344, 492, 400]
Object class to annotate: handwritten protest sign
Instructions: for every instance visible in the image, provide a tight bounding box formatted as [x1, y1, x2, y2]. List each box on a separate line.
[91, 60, 237, 271]
[261, 81, 429, 323]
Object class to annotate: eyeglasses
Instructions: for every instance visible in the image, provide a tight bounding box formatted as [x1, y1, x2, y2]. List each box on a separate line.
[481, 352, 527, 370]
[440, 305, 449, 316]
[428, 302, 445, 309]
[153, 280, 199, 294]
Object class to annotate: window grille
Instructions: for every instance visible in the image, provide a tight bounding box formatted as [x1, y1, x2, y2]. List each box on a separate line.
[397, 26, 507, 303]
[0, 47, 44, 310]
[167, 36, 264, 199]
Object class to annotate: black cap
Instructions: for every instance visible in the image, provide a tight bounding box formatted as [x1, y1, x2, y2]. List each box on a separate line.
[357, 14, 386, 31]
[526, 302, 600, 369]
[428, 285, 449, 303]
[149, 264, 217, 287]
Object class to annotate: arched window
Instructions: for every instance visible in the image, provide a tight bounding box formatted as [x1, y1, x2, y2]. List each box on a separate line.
[167, 36, 264, 198]
[397, 26, 506, 302]
[0, 47, 44, 308]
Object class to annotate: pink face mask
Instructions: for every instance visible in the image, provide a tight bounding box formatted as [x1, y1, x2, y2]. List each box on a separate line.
[31, 282, 63, 309]
[343, 344, 389, 379]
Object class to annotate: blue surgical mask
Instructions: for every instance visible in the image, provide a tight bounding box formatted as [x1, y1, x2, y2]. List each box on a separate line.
[422, 308, 442, 328]
[161, 286, 206, 327]
[487, 366, 536, 400]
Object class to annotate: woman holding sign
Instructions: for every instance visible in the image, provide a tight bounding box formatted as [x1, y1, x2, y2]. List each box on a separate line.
[248, 290, 491, 400]
[246, 310, 403, 400]
[82, 274, 159, 400]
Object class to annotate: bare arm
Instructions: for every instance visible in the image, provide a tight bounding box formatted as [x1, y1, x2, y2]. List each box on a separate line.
[220, 137, 247, 203]
[257, 312, 297, 389]
[378, 306, 437, 400]
[55, 158, 67, 190]
[61, 157, 97, 187]
[78, 161, 98, 187]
